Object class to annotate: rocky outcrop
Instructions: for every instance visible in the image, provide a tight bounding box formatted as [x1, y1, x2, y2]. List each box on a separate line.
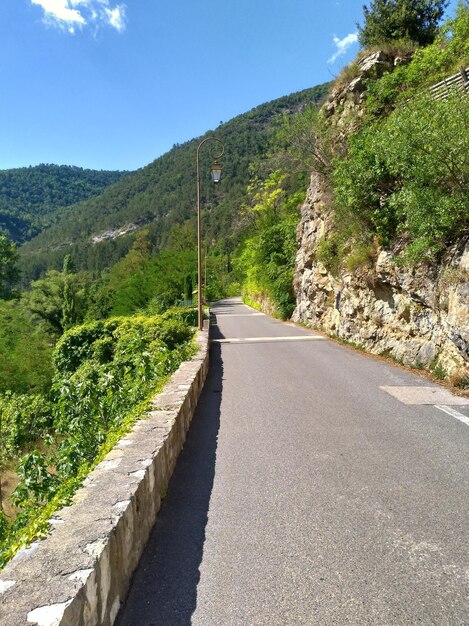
[91, 223, 140, 244]
[293, 171, 469, 378]
[292, 51, 468, 380]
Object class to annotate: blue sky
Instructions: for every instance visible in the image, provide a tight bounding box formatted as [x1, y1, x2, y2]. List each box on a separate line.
[0, 0, 459, 172]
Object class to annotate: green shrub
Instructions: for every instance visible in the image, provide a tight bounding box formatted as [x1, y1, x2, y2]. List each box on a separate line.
[365, 3, 469, 116]
[317, 233, 347, 276]
[333, 90, 469, 262]
[155, 319, 193, 350]
[160, 306, 198, 327]
[0, 393, 51, 454]
[236, 214, 299, 319]
[53, 320, 116, 375]
[0, 313, 196, 568]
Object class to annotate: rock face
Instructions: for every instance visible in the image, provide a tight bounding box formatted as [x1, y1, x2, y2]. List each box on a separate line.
[293, 172, 469, 377]
[292, 50, 468, 379]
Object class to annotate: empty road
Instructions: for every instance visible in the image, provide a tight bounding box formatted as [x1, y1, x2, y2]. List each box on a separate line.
[117, 298, 469, 625]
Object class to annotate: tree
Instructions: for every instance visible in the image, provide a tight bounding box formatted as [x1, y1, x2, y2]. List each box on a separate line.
[22, 269, 88, 334]
[0, 235, 18, 298]
[358, 0, 449, 47]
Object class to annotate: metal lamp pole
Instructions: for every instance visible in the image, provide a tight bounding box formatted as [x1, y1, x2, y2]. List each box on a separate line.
[196, 137, 225, 330]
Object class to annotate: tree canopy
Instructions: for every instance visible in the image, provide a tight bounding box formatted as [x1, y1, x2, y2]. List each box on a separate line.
[358, 0, 449, 47]
[0, 236, 18, 298]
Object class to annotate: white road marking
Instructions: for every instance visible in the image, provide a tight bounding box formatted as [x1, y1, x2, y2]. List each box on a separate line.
[380, 386, 469, 406]
[212, 335, 324, 344]
[214, 313, 265, 317]
[434, 405, 469, 427]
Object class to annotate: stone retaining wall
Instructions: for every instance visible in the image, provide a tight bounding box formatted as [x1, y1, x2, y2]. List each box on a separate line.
[0, 328, 209, 626]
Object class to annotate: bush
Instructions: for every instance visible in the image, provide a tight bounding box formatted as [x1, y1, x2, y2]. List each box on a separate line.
[155, 319, 193, 350]
[160, 306, 198, 327]
[0, 393, 51, 455]
[333, 90, 469, 262]
[0, 312, 196, 568]
[53, 320, 118, 375]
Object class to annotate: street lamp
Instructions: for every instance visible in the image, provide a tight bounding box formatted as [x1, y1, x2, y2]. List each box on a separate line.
[196, 137, 225, 330]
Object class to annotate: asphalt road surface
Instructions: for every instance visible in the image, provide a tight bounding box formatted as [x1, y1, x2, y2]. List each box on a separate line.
[116, 298, 469, 625]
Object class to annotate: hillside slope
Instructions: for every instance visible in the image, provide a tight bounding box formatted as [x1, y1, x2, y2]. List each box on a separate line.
[292, 5, 469, 381]
[0, 164, 126, 244]
[19, 84, 329, 280]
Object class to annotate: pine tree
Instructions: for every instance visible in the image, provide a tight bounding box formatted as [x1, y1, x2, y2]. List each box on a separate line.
[358, 0, 449, 47]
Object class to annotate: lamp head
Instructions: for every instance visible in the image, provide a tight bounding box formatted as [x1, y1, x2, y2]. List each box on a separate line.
[211, 161, 222, 184]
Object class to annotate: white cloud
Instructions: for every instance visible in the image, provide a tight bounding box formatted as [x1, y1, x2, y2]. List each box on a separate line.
[30, 0, 127, 34]
[328, 32, 358, 64]
[103, 5, 126, 32]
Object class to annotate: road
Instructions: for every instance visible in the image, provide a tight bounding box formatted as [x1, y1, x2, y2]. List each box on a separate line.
[116, 298, 469, 625]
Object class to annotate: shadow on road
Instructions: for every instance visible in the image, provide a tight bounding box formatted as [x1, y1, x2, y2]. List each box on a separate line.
[115, 341, 224, 626]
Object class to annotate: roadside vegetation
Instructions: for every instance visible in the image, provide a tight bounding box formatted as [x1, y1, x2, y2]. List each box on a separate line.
[0, 0, 467, 567]
[0, 308, 196, 568]
[315, 0, 469, 271]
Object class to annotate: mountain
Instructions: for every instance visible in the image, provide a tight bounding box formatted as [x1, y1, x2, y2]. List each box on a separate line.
[0, 164, 127, 244]
[19, 84, 330, 281]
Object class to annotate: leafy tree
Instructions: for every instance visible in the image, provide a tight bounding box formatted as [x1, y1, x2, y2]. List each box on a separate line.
[22, 268, 89, 334]
[364, 1, 469, 116]
[0, 235, 18, 298]
[358, 0, 449, 47]
[273, 105, 332, 175]
[0, 300, 53, 393]
[235, 172, 303, 318]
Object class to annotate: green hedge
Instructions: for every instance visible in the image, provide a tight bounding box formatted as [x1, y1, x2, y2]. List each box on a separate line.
[0, 311, 196, 568]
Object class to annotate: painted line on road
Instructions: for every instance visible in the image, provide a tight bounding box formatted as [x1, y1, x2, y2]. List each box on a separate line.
[211, 335, 324, 344]
[213, 313, 265, 318]
[380, 385, 469, 406]
[434, 405, 469, 427]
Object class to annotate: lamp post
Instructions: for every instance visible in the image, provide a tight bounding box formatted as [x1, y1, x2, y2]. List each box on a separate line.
[196, 137, 225, 330]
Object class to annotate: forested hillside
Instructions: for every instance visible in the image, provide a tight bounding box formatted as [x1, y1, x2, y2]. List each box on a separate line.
[19, 85, 329, 281]
[0, 165, 126, 244]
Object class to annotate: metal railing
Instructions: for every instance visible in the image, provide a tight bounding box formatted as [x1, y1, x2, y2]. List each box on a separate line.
[430, 66, 469, 100]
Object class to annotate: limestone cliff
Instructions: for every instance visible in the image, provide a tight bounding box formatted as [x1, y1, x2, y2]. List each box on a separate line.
[292, 53, 469, 381]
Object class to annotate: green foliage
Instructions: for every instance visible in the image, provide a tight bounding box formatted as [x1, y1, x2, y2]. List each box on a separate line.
[107, 246, 198, 317]
[22, 267, 90, 334]
[358, 0, 449, 47]
[52, 320, 117, 375]
[273, 104, 332, 174]
[0, 393, 51, 458]
[12, 452, 58, 508]
[365, 2, 469, 116]
[235, 173, 302, 319]
[0, 300, 53, 394]
[0, 311, 195, 567]
[0, 165, 126, 244]
[317, 234, 346, 276]
[0, 236, 18, 298]
[50, 314, 195, 473]
[154, 319, 194, 350]
[333, 91, 469, 263]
